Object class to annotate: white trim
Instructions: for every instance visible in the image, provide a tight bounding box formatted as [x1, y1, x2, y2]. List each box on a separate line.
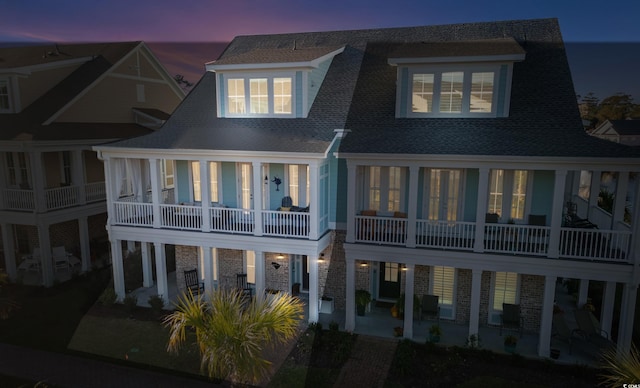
[206, 47, 345, 72]
[221, 72, 296, 118]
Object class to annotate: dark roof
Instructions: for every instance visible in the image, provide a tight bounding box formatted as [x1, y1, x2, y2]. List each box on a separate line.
[103, 18, 640, 159]
[0, 42, 154, 142]
[388, 38, 525, 60]
[608, 120, 640, 135]
[209, 45, 344, 66]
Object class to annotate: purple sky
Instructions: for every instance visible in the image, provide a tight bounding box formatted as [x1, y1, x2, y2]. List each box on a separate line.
[2, 0, 639, 100]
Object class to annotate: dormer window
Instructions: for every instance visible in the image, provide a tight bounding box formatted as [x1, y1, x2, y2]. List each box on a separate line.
[0, 79, 12, 113]
[224, 74, 293, 117]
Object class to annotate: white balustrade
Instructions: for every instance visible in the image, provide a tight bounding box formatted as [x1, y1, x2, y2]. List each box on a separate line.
[262, 210, 310, 238]
[45, 185, 80, 210]
[559, 227, 631, 262]
[2, 188, 35, 210]
[160, 204, 202, 230]
[483, 224, 550, 256]
[113, 201, 153, 226]
[85, 182, 106, 202]
[416, 220, 476, 250]
[354, 215, 407, 245]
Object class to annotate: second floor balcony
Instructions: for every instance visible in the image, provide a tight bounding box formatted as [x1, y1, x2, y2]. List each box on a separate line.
[2, 182, 106, 212]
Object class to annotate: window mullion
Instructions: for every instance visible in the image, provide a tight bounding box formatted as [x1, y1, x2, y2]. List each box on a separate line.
[461, 71, 471, 113]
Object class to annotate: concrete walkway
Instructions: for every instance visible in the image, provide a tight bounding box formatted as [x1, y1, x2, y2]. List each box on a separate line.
[334, 335, 398, 388]
[0, 343, 216, 388]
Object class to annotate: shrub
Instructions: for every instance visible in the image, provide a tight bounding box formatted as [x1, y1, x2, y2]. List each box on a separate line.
[123, 294, 138, 313]
[98, 287, 117, 306]
[329, 321, 339, 331]
[148, 295, 165, 314]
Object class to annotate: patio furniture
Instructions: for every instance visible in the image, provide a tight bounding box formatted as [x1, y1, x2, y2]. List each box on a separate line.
[419, 294, 440, 324]
[237, 273, 253, 299]
[52, 246, 69, 271]
[552, 312, 578, 354]
[18, 247, 41, 272]
[500, 303, 523, 337]
[358, 210, 377, 240]
[184, 269, 204, 295]
[573, 309, 614, 350]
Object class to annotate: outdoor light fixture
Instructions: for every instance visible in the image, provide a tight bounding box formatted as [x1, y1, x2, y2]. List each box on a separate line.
[276, 253, 285, 259]
[264, 175, 269, 185]
[359, 261, 368, 267]
[318, 253, 325, 262]
[271, 262, 281, 269]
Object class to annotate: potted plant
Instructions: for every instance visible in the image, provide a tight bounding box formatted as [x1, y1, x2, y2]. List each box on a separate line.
[355, 289, 371, 316]
[393, 326, 404, 337]
[428, 324, 442, 343]
[504, 334, 518, 353]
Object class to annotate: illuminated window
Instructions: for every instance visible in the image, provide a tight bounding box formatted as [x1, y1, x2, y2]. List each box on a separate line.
[192, 162, 220, 202]
[227, 79, 245, 114]
[488, 169, 529, 221]
[492, 272, 518, 311]
[224, 75, 294, 117]
[366, 166, 405, 212]
[432, 266, 455, 305]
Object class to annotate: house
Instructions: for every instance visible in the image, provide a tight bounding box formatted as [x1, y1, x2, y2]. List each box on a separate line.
[0, 42, 184, 286]
[93, 18, 640, 358]
[591, 119, 640, 146]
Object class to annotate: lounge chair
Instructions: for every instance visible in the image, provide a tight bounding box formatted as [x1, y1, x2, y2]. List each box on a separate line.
[552, 312, 578, 354]
[573, 309, 614, 350]
[419, 294, 440, 324]
[500, 303, 523, 337]
[184, 269, 204, 295]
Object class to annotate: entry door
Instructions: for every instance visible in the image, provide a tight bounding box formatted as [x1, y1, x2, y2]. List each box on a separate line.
[378, 262, 401, 300]
[237, 162, 253, 209]
[426, 169, 461, 221]
[302, 255, 309, 290]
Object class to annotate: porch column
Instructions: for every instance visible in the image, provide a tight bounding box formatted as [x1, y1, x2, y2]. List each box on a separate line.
[103, 157, 116, 221]
[578, 279, 589, 308]
[587, 170, 601, 218]
[72, 149, 86, 205]
[202, 246, 214, 297]
[617, 283, 638, 357]
[1, 223, 17, 281]
[345, 161, 357, 243]
[30, 151, 46, 212]
[154, 242, 169, 305]
[111, 239, 125, 301]
[200, 161, 211, 232]
[612, 172, 629, 229]
[403, 263, 415, 339]
[406, 166, 419, 248]
[345, 256, 356, 331]
[78, 216, 91, 272]
[600, 281, 616, 336]
[254, 251, 265, 297]
[547, 169, 567, 258]
[308, 250, 319, 323]
[126, 240, 135, 253]
[149, 158, 162, 228]
[37, 223, 54, 287]
[538, 275, 557, 357]
[308, 163, 320, 240]
[141, 242, 153, 287]
[473, 168, 490, 252]
[252, 162, 263, 236]
[468, 269, 482, 337]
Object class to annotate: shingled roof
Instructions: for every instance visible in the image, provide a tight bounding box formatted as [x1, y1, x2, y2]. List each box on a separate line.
[103, 18, 640, 159]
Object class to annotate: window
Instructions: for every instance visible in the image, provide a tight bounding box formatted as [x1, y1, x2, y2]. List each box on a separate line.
[0, 79, 10, 112]
[408, 67, 497, 117]
[488, 169, 529, 220]
[384, 262, 400, 282]
[287, 164, 309, 206]
[238, 163, 252, 209]
[5, 152, 30, 188]
[160, 160, 174, 189]
[224, 74, 293, 117]
[191, 162, 219, 202]
[366, 166, 404, 212]
[492, 272, 518, 311]
[61, 151, 72, 185]
[578, 171, 592, 200]
[431, 266, 455, 305]
[426, 169, 462, 221]
[245, 251, 256, 284]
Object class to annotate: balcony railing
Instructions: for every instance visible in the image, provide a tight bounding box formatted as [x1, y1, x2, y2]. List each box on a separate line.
[2, 181, 107, 211]
[85, 182, 106, 203]
[3, 188, 34, 211]
[113, 201, 153, 226]
[354, 215, 632, 264]
[45, 185, 80, 210]
[262, 210, 309, 238]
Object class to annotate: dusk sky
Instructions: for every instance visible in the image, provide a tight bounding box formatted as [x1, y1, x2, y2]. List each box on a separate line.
[2, 0, 639, 100]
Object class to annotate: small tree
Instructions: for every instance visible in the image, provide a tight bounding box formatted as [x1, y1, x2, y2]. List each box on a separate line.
[600, 344, 640, 386]
[164, 288, 303, 384]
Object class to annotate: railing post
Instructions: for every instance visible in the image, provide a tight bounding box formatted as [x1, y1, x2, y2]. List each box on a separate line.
[200, 161, 211, 232]
[73, 149, 86, 205]
[149, 159, 161, 228]
[474, 168, 490, 252]
[252, 162, 263, 236]
[548, 169, 567, 258]
[345, 161, 357, 243]
[406, 165, 419, 248]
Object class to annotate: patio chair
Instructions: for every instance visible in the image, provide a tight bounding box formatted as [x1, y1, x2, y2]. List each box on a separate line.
[184, 269, 204, 295]
[552, 312, 578, 354]
[419, 294, 440, 324]
[52, 246, 69, 271]
[573, 309, 614, 350]
[236, 273, 253, 299]
[500, 303, 523, 338]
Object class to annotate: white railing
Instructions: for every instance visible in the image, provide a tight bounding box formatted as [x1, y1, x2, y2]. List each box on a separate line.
[160, 204, 202, 230]
[210, 207, 254, 234]
[416, 220, 476, 251]
[262, 210, 310, 238]
[559, 227, 631, 262]
[484, 224, 551, 256]
[45, 185, 80, 210]
[354, 215, 407, 245]
[113, 201, 153, 226]
[85, 182, 106, 202]
[2, 188, 35, 210]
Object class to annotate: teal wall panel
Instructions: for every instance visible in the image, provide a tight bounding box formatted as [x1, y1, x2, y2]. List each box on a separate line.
[268, 164, 285, 210]
[218, 73, 226, 117]
[176, 160, 190, 203]
[530, 170, 554, 222]
[221, 162, 237, 208]
[464, 169, 479, 222]
[497, 64, 508, 117]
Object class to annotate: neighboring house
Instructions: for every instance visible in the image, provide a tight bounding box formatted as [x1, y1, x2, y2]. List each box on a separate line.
[94, 18, 640, 358]
[591, 119, 640, 146]
[0, 42, 184, 287]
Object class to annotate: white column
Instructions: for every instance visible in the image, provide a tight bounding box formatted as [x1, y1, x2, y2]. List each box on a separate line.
[538, 275, 557, 357]
[617, 283, 638, 357]
[588, 171, 601, 218]
[30, 151, 46, 212]
[612, 172, 629, 229]
[548, 169, 567, 258]
[149, 158, 162, 228]
[141, 242, 153, 287]
[578, 279, 589, 308]
[154, 242, 169, 305]
[406, 166, 419, 248]
[345, 256, 356, 331]
[252, 162, 263, 236]
[254, 251, 265, 297]
[474, 168, 490, 252]
[600, 281, 616, 336]
[78, 216, 91, 272]
[111, 239, 125, 301]
[1, 223, 17, 281]
[200, 161, 211, 232]
[308, 250, 319, 323]
[308, 164, 320, 240]
[202, 246, 214, 297]
[103, 157, 116, 221]
[126, 240, 135, 253]
[37, 223, 54, 287]
[72, 149, 86, 205]
[403, 263, 415, 339]
[468, 269, 482, 337]
[345, 162, 357, 243]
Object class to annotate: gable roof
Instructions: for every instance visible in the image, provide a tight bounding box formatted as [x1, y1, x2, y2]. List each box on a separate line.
[101, 18, 640, 159]
[595, 119, 640, 136]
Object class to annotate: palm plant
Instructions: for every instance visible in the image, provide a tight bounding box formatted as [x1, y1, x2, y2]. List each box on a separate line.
[164, 288, 304, 385]
[600, 344, 640, 386]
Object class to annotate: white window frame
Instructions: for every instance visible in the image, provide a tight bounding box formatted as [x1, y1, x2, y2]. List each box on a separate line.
[5, 152, 30, 188]
[487, 169, 533, 222]
[191, 161, 221, 203]
[430, 266, 456, 320]
[285, 164, 309, 207]
[244, 250, 256, 285]
[160, 159, 174, 189]
[364, 166, 406, 212]
[488, 271, 520, 325]
[405, 64, 500, 118]
[423, 168, 465, 221]
[223, 72, 295, 118]
[237, 162, 253, 210]
[0, 78, 13, 113]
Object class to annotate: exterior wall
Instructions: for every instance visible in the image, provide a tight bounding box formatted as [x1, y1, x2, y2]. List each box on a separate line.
[217, 248, 243, 290]
[84, 150, 105, 182]
[42, 152, 62, 188]
[265, 252, 290, 293]
[321, 231, 347, 309]
[456, 269, 472, 324]
[14, 225, 39, 255]
[519, 274, 545, 332]
[175, 245, 198, 294]
[18, 65, 79, 110]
